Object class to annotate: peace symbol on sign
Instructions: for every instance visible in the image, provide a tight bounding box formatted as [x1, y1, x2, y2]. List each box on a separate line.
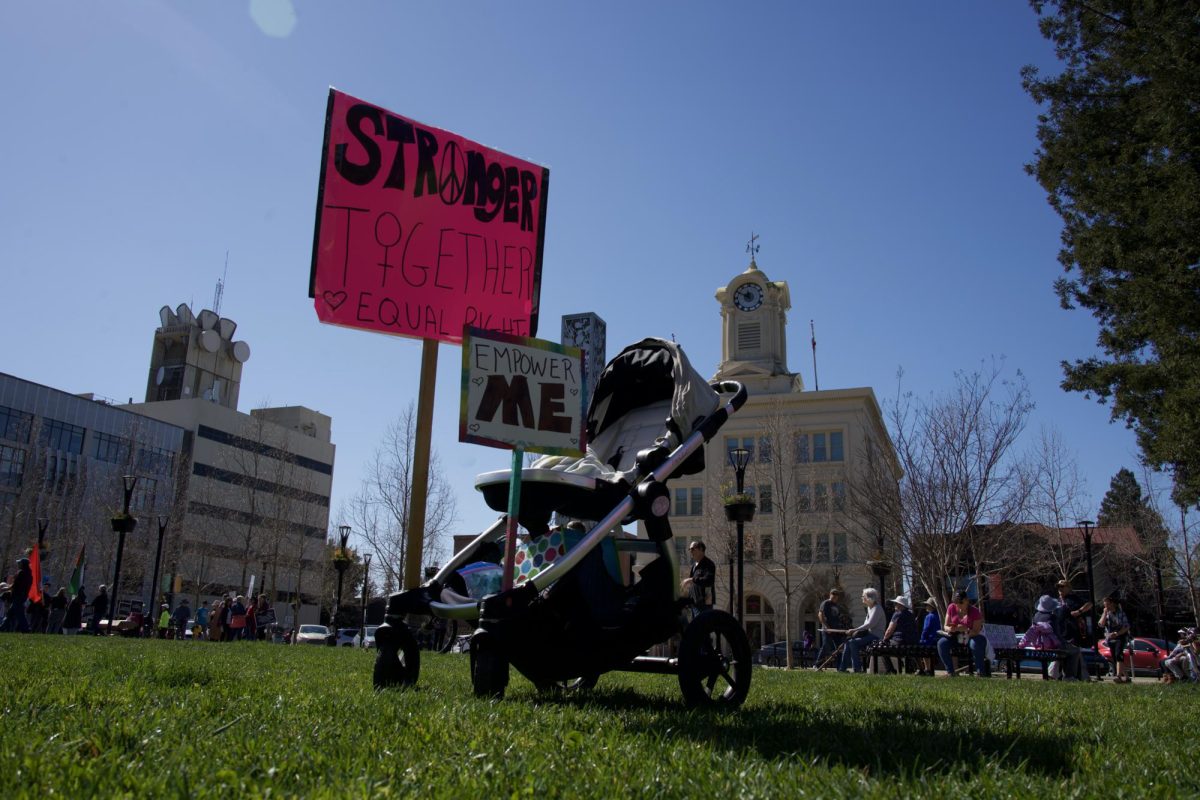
[439, 140, 467, 205]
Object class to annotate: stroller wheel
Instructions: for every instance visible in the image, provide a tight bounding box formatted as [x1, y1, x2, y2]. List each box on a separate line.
[373, 623, 420, 690]
[535, 674, 599, 695]
[470, 630, 509, 700]
[678, 610, 752, 709]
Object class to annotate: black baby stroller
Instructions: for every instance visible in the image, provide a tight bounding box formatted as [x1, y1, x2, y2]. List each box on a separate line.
[373, 338, 753, 708]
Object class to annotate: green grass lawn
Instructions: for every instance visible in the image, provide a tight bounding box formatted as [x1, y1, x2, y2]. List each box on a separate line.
[0, 636, 1194, 799]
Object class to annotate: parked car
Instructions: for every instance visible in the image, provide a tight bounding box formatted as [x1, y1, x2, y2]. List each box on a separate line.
[1096, 636, 1172, 676]
[362, 625, 378, 649]
[294, 624, 329, 645]
[757, 640, 808, 667]
[336, 628, 361, 647]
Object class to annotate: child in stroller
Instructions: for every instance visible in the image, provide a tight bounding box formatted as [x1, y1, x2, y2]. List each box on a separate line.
[373, 338, 754, 708]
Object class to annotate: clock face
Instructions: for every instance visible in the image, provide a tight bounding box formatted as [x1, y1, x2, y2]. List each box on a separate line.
[733, 282, 764, 312]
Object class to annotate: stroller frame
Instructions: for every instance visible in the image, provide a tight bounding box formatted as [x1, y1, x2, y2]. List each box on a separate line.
[373, 341, 753, 708]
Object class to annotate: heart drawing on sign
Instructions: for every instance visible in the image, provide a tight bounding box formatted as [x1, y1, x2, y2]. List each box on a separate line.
[469, 423, 480, 432]
[570, 438, 578, 445]
[471, 377, 484, 386]
[322, 291, 347, 311]
[569, 388, 579, 396]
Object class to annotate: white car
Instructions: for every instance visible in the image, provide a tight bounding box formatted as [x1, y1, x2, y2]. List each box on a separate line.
[362, 625, 378, 648]
[336, 628, 361, 647]
[294, 624, 329, 645]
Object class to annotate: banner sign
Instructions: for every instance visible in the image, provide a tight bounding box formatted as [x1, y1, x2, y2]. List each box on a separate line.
[309, 88, 549, 344]
[460, 328, 585, 456]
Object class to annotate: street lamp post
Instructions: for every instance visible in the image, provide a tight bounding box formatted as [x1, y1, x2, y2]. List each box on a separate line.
[1078, 519, 1097, 641]
[333, 524, 352, 631]
[729, 446, 753, 626]
[148, 515, 168, 635]
[360, 552, 373, 644]
[108, 475, 138, 636]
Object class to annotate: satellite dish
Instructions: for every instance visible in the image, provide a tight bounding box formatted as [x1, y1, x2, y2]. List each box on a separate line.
[198, 310, 219, 330]
[155, 366, 165, 386]
[218, 317, 237, 340]
[199, 330, 220, 353]
[232, 341, 251, 363]
[159, 306, 176, 328]
[175, 303, 195, 325]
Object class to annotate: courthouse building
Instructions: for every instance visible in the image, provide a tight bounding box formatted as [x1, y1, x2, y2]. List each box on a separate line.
[668, 255, 903, 648]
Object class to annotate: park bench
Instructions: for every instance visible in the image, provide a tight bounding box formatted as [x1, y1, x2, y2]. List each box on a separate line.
[864, 641, 973, 675]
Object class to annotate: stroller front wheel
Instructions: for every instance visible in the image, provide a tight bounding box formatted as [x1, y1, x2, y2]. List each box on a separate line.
[678, 610, 753, 709]
[373, 622, 420, 690]
[470, 629, 509, 700]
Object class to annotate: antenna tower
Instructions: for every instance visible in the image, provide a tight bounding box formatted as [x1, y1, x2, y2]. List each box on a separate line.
[213, 251, 228, 315]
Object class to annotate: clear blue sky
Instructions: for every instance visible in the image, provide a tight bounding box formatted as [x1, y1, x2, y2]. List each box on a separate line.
[0, 1, 1144, 551]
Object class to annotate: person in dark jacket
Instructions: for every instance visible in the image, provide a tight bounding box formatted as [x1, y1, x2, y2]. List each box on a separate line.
[172, 598, 191, 640]
[63, 588, 86, 635]
[1, 558, 33, 632]
[46, 587, 69, 634]
[680, 541, 715, 614]
[88, 585, 109, 635]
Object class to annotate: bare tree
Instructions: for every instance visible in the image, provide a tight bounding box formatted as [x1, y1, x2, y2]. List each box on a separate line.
[346, 404, 457, 594]
[1026, 425, 1091, 590]
[850, 362, 1033, 615]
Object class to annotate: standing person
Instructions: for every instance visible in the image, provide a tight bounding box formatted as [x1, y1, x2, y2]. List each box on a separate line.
[918, 598, 940, 676]
[208, 597, 225, 643]
[62, 588, 86, 635]
[680, 541, 715, 615]
[157, 604, 171, 638]
[0, 581, 10, 629]
[2, 557, 34, 633]
[1099, 595, 1131, 682]
[227, 595, 247, 641]
[816, 588, 847, 669]
[255, 595, 272, 641]
[46, 587, 69, 634]
[244, 597, 257, 641]
[840, 588, 886, 673]
[1056, 578, 1093, 645]
[195, 600, 210, 641]
[88, 585, 108, 635]
[172, 598, 191, 640]
[937, 591, 991, 677]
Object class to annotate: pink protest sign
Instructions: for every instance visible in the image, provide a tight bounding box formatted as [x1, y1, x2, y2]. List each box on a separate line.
[309, 88, 549, 343]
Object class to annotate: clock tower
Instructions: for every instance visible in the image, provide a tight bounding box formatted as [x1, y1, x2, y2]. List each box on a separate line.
[713, 248, 803, 394]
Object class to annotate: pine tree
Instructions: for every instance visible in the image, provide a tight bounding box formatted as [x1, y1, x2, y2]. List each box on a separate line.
[1023, 1, 1200, 506]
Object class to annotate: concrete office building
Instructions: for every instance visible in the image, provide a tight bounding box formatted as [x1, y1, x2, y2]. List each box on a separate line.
[0, 372, 185, 615]
[124, 303, 335, 626]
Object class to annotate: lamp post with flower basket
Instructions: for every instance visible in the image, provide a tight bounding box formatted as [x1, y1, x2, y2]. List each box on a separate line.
[726, 446, 755, 626]
[108, 475, 138, 636]
[332, 524, 353, 632]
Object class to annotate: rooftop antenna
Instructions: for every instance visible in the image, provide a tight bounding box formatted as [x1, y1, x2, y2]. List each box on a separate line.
[746, 232, 760, 269]
[213, 251, 228, 315]
[810, 319, 819, 391]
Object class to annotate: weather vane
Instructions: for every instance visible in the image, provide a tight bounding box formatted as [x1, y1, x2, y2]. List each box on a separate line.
[746, 232, 760, 263]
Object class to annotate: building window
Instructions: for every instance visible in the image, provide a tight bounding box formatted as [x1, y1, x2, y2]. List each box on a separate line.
[758, 485, 773, 514]
[834, 532, 849, 563]
[690, 487, 703, 516]
[725, 436, 755, 465]
[794, 431, 844, 464]
[131, 478, 158, 512]
[760, 535, 774, 561]
[137, 445, 174, 475]
[797, 532, 813, 562]
[738, 322, 761, 351]
[0, 405, 32, 443]
[675, 488, 688, 517]
[832, 481, 846, 512]
[0, 445, 26, 488]
[797, 484, 811, 512]
[93, 432, 131, 465]
[40, 419, 86, 455]
[814, 482, 828, 512]
[815, 532, 830, 563]
[759, 436, 772, 463]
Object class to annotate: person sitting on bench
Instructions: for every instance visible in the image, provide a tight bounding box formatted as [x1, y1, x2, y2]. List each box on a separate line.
[937, 591, 990, 677]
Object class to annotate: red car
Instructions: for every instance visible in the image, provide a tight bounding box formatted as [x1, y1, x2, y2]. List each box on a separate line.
[1095, 637, 1172, 675]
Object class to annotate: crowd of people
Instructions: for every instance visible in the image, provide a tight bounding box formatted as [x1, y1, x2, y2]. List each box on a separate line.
[1, 555, 283, 642]
[809, 577, 1200, 683]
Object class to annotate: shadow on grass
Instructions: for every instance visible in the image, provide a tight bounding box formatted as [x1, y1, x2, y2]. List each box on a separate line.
[534, 686, 1072, 777]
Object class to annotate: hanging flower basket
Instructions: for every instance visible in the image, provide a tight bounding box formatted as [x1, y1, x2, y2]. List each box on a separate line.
[110, 513, 137, 534]
[724, 500, 756, 523]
